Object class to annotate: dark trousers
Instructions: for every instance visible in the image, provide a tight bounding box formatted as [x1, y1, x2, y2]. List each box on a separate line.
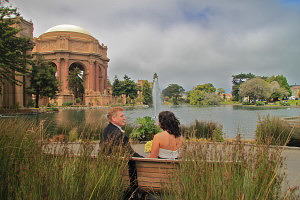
[123, 154, 144, 200]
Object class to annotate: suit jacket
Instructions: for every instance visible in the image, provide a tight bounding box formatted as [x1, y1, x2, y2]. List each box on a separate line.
[101, 123, 129, 146]
[100, 123, 142, 157]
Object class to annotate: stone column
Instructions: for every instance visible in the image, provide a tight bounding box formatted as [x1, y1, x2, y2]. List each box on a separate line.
[95, 63, 100, 92]
[99, 65, 104, 93]
[104, 65, 108, 90]
[55, 59, 61, 83]
[62, 59, 69, 93]
[89, 61, 94, 92]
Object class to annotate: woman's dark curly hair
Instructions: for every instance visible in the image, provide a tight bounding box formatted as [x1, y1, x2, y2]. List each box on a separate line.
[158, 111, 181, 137]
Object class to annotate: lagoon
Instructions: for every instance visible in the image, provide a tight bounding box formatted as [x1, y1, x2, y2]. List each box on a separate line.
[14, 105, 300, 139]
[126, 105, 300, 138]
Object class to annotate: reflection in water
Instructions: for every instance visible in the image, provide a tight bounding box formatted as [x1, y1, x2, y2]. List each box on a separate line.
[8, 105, 300, 139]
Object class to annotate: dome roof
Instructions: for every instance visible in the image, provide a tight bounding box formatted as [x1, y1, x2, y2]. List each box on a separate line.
[44, 24, 91, 35]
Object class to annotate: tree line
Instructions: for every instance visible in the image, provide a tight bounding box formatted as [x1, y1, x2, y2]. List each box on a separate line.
[232, 73, 291, 103]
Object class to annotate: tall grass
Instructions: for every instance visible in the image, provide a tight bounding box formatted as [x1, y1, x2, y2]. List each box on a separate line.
[181, 120, 224, 141]
[256, 115, 293, 146]
[160, 141, 298, 200]
[0, 118, 130, 200]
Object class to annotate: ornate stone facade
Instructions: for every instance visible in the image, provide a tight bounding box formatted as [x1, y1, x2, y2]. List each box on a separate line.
[32, 25, 114, 106]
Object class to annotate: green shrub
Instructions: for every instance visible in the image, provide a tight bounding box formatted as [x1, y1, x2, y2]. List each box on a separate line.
[62, 102, 73, 106]
[129, 116, 161, 141]
[256, 101, 265, 106]
[76, 98, 82, 104]
[181, 120, 224, 141]
[27, 99, 35, 107]
[46, 107, 59, 112]
[280, 101, 290, 106]
[242, 101, 254, 105]
[255, 115, 293, 146]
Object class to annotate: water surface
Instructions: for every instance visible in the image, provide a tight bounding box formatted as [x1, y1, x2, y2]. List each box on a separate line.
[5, 105, 300, 139]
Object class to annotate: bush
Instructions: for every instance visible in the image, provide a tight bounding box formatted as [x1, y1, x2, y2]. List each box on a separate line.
[203, 93, 222, 105]
[256, 115, 293, 146]
[129, 116, 161, 141]
[75, 98, 82, 104]
[46, 107, 59, 112]
[62, 102, 73, 106]
[255, 101, 265, 106]
[181, 120, 224, 142]
[280, 101, 290, 106]
[242, 101, 254, 105]
[27, 99, 35, 107]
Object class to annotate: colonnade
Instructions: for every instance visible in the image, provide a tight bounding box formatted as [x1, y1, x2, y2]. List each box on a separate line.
[54, 58, 108, 95]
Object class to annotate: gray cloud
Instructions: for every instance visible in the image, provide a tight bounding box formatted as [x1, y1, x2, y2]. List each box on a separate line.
[10, 0, 300, 91]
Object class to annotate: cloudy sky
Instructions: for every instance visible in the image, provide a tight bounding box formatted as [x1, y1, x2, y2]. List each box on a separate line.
[7, 0, 300, 92]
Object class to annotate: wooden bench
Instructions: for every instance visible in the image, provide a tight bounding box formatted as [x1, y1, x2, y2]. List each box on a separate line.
[123, 157, 179, 192]
[123, 157, 242, 193]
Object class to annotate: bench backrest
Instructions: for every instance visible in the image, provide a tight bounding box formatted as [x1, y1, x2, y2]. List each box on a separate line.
[123, 157, 179, 192]
[123, 157, 242, 193]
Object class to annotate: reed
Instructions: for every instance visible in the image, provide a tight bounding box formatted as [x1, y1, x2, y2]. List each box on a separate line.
[0, 118, 130, 200]
[256, 115, 293, 146]
[1, 118, 298, 199]
[181, 120, 224, 142]
[159, 141, 298, 200]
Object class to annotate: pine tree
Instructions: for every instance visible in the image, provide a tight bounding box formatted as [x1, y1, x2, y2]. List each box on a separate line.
[0, 6, 34, 93]
[112, 76, 122, 96]
[142, 80, 152, 105]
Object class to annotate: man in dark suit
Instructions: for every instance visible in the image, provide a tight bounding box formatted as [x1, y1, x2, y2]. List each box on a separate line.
[100, 107, 142, 199]
[101, 107, 128, 146]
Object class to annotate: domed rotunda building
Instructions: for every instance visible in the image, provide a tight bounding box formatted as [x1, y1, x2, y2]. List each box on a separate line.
[32, 24, 113, 106]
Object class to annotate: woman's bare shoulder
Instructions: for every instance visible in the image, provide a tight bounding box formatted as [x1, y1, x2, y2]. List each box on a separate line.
[155, 131, 168, 138]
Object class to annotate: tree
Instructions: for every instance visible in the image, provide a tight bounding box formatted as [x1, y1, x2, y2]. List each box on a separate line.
[267, 75, 292, 96]
[188, 89, 222, 105]
[194, 83, 216, 93]
[112, 76, 122, 97]
[239, 77, 271, 103]
[217, 88, 226, 100]
[269, 81, 289, 101]
[0, 6, 34, 93]
[27, 56, 59, 108]
[188, 90, 206, 105]
[111, 75, 139, 103]
[68, 67, 85, 103]
[153, 73, 158, 80]
[162, 84, 185, 105]
[121, 75, 138, 104]
[142, 80, 152, 105]
[187, 83, 222, 105]
[232, 73, 256, 101]
[203, 92, 223, 105]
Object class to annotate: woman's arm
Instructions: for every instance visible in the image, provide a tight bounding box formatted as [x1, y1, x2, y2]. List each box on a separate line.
[148, 135, 160, 158]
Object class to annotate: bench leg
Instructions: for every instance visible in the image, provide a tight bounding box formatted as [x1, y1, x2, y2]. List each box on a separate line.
[123, 159, 139, 200]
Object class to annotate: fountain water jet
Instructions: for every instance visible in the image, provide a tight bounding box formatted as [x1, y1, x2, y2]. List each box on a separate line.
[152, 74, 162, 118]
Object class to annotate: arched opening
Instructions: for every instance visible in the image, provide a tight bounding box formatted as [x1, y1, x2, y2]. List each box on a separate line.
[50, 62, 57, 77]
[68, 62, 85, 104]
